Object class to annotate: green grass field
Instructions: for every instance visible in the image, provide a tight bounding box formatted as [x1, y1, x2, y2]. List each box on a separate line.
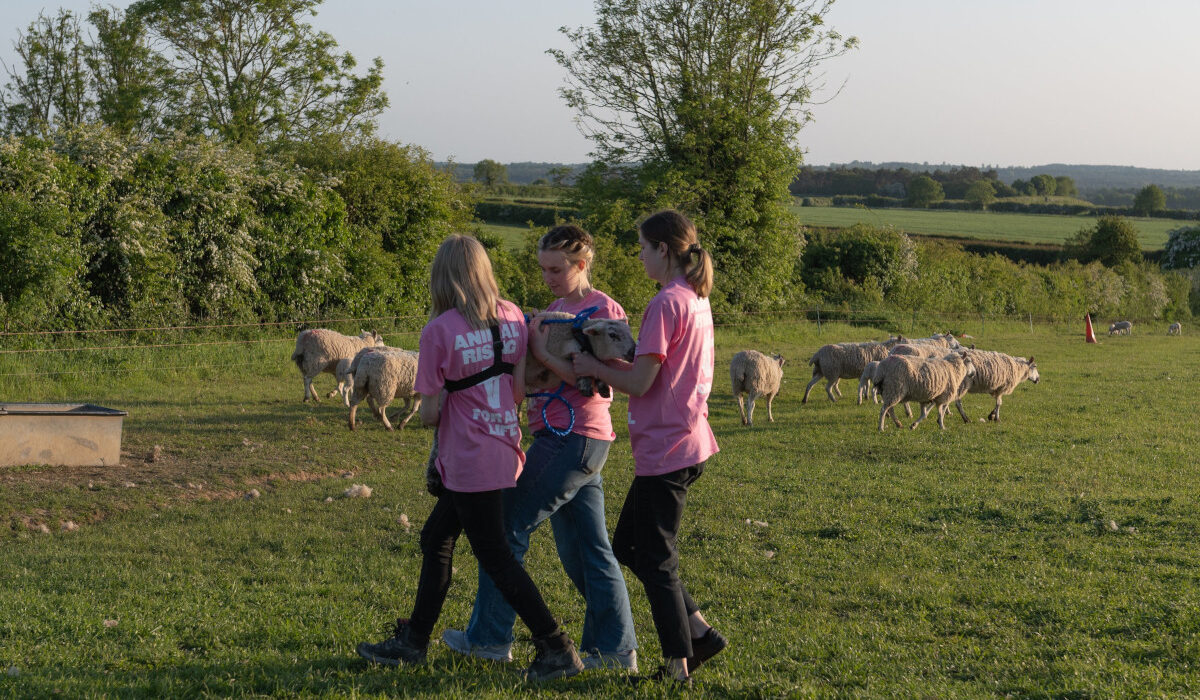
[475, 221, 535, 252]
[4, 318, 1200, 697]
[790, 205, 1182, 250]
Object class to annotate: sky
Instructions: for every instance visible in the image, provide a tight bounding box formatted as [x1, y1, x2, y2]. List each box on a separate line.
[2, 0, 1199, 170]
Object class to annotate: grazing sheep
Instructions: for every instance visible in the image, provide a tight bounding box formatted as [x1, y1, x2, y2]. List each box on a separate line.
[952, 350, 1039, 423]
[347, 348, 420, 431]
[730, 350, 785, 426]
[526, 312, 636, 392]
[1168, 322, 1182, 336]
[292, 329, 384, 402]
[803, 337, 905, 404]
[875, 353, 976, 431]
[1108, 320, 1133, 336]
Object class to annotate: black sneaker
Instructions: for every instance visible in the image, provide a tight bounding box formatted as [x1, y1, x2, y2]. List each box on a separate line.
[524, 630, 584, 681]
[687, 627, 727, 672]
[356, 618, 427, 666]
[627, 665, 692, 688]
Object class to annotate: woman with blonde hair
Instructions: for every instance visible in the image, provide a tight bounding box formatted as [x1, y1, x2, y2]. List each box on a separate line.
[357, 234, 584, 681]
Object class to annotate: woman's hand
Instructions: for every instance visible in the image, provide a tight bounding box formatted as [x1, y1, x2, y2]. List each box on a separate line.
[571, 352, 602, 377]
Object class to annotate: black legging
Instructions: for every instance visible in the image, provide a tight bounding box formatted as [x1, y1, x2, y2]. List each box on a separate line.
[611, 462, 705, 659]
[407, 488, 560, 647]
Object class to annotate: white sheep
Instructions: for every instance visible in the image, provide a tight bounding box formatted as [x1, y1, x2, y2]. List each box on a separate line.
[951, 350, 1039, 423]
[1108, 320, 1133, 336]
[857, 360, 881, 405]
[1168, 322, 1182, 336]
[730, 350, 785, 426]
[526, 312, 636, 393]
[347, 348, 421, 431]
[292, 329, 385, 402]
[803, 337, 905, 404]
[907, 332, 962, 350]
[875, 353, 976, 431]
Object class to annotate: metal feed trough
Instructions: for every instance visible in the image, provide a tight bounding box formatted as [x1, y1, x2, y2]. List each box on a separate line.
[0, 403, 128, 468]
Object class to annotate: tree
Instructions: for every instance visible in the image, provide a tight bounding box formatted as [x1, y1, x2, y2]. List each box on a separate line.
[1011, 179, 1035, 196]
[0, 10, 91, 135]
[1030, 174, 1057, 197]
[1163, 225, 1200, 270]
[551, 0, 857, 310]
[546, 165, 574, 188]
[964, 179, 996, 210]
[472, 159, 508, 187]
[130, 0, 388, 146]
[906, 175, 944, 208]
[1080, 215, 1143, 268]
[85, 6, 173, 136]
[1133, 184, 1166, 216]
[1054, 175, 1077, 198]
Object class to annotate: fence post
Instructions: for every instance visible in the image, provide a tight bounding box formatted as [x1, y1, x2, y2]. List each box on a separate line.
[816, 308, 822, 335]
[980, 313, 985, 337]
[1028, 312, 1033, 334]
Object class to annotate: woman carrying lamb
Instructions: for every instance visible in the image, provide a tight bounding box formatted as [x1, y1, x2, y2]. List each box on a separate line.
[441, 224, 639, 671]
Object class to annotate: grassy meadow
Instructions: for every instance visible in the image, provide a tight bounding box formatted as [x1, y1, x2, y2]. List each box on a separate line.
[3, 317, 1200, 697]
[790, 205, 1181, 250]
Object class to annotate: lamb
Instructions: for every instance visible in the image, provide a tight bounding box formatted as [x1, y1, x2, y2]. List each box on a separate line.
[875, 353, 976, 431]
[730, 350, 785, 426]
[803, 337, 905, 403]
[347, 347, 421, 431]
[1168, 322, 1182, 336]
[951, 350, 1039, 423]
[1108, 320, 1133, 336]
[292, 329, 384, 402]
[857, 360, 881, 405]
[526, 312, 636, 393]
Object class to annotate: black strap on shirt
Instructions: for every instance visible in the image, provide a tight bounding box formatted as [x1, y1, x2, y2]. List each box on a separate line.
[443, 324, 514, 393]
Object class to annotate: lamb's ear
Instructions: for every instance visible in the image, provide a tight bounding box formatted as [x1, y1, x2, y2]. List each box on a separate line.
[582, 326, 601, 336]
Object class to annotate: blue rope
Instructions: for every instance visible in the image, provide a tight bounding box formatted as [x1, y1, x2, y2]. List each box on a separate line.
[526, 382, 575, 437]
[521, 306, 599, 437]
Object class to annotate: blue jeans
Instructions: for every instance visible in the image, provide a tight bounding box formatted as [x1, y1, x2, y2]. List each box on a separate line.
[466, 430, 638, 654]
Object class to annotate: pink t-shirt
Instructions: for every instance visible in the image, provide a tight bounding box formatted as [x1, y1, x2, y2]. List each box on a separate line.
[528, 290, 626, 441]
[627, 277, 719, 476]
[414, 301, 527, 493]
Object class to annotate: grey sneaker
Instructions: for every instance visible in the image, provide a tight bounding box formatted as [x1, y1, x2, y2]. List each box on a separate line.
[356, 619, 427, 666]
[524, 630, 584, 682]
[441, 628, 513, 662]
[581, 649, 638, 672]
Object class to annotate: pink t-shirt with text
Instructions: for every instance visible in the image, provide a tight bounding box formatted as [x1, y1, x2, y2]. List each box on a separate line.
[414, 301, 527, 493]
[528, 290, 626, 441]
[627, 277, 719, 476]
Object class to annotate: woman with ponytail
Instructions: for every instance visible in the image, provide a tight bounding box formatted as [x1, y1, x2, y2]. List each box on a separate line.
[571, 209, 725, 686]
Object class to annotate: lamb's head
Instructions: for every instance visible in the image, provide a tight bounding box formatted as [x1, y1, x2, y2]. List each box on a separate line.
[581, 319, 636, 362]
[942, 333, 962, 350]
[359, 330, 385, 346]
[1024, 356, 1039, 384]
[883, 335, 908, 349]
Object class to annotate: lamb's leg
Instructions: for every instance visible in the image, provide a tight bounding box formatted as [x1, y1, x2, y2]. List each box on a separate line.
[304, 375, 318, 402]
[857, 380, 867, 405]
[825, 378, 839, 402]
[955, 398, 971, 423]
[397, 397, 421, 430]
[367, 395, 381, 420]
[736, 393, 748, 425]
[378, 400, 394, 431]
[989, 395, 1003, 422]
[747, 392, 757, 426]
[904, 401, 913, 418]
[832, 380, 843, 399]
[911, 402, 934, 430]
[880, 398, 904, 430]
[347, 392, 361, 430]
[936, 403, 949, 430]
[803, 372, 821, 404]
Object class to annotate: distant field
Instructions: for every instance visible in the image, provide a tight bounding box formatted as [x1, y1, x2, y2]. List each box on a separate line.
[475, 221, 534, 252]
[790, 205, 1181, 250]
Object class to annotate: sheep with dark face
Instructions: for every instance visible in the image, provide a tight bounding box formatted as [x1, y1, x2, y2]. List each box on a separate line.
[875, 353, 976, 431]
[1168, 322, 1182, 336]
[525, 312, 636, 393]
[730, 350, 785, 426]
[951, 350, 1039, 423]
[803, 337, 905, 404]
[1109, 321, 1133, 336]
[292, 329, 384, 402]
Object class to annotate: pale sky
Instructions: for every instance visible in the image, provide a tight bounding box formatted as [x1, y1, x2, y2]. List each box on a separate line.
[3, 0, 1199, 170]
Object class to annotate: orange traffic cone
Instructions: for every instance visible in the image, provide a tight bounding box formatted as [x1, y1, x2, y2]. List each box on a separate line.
[1084, 314, 1098, 343]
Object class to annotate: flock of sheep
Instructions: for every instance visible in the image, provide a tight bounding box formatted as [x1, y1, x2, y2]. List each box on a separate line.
[293, 314, 1179, 434]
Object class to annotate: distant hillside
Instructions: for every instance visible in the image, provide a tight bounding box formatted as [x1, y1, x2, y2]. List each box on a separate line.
[830, 161, 1200, 191]
[436, 161, 587, 185]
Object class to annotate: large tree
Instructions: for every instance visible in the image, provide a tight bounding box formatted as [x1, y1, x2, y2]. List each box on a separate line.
[85, 6, 173, 136]
[472, 159, 508, 187]
[1133, 184, 1166, 216]
[551, 0, 856, 310]
[0, 10, 91, 136]
[129, 0, 388, 146]
[964, 179, 996, 210]
[905, 175, 944, 208]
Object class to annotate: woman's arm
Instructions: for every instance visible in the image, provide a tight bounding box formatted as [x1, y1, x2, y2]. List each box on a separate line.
[419, 391, 443, 427]
[572, 353, 661, 397]
[513, 353, 527, 404]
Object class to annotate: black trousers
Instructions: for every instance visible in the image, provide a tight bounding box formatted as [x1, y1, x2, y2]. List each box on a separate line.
[407, 488, 560, 646]
[611, 462, 705, 659]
